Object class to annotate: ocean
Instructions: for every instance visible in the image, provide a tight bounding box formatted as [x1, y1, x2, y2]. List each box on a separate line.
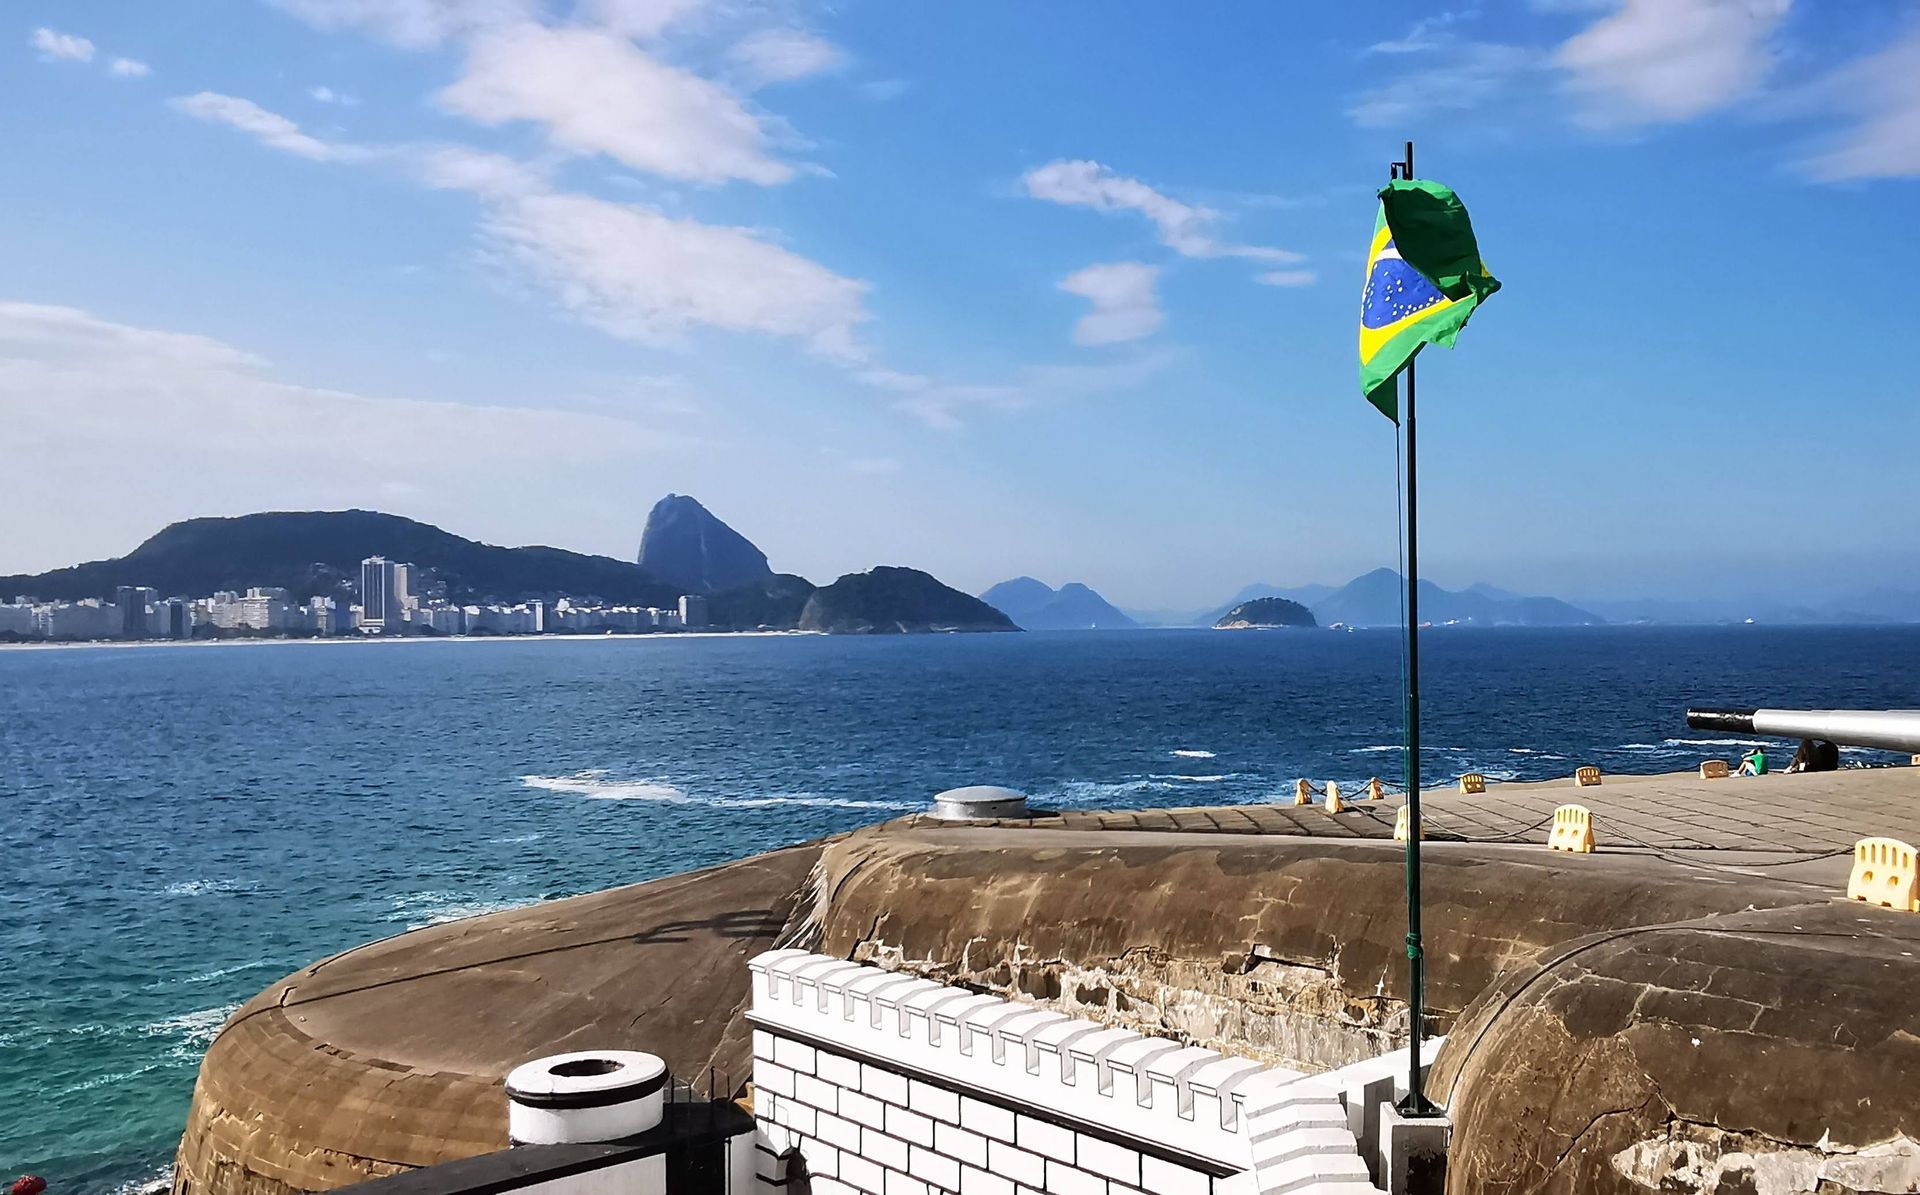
[4, 625, 1917, 1190]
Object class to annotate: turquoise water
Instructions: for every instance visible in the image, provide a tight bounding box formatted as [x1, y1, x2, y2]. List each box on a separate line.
[4, 627, 1917, 1190]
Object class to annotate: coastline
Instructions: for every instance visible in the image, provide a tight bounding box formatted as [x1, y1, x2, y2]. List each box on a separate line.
[0, 629, 818, 652]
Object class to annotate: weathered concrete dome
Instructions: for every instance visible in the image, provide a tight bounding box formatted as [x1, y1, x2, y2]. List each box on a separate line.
[929, 785, 1028, 820]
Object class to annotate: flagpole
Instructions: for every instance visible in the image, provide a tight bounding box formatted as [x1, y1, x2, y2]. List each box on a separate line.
[1394, 138, 1436, 1116]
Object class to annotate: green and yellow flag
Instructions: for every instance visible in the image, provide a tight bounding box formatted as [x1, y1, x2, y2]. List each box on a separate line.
[1358, 179, 1500, 421]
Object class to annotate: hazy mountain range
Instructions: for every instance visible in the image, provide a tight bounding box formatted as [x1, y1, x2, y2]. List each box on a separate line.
[989, 569, 1604, 630]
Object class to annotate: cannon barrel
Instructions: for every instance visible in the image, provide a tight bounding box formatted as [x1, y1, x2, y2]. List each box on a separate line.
[1686, 706, 1920, 754]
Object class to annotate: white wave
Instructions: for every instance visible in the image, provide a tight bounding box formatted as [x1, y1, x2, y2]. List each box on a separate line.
[1171, 749, 1216, 759]
[1044, 778, 1180, 806]
[521, 773, 913, 812]
[1614, 743, 1670, 751]
[1349, 745, 1402, 754]
[109, 1169, 173, 1195]
[142, 1004, 242, 1059]
[179, 961, 273, 985]
[1661, 737, 1776, 748]
[163, 879, 246, 896]
[521, 772, 689, 802]
[385, 891, 534, 929]
[59, 1063, 165, 1095]
[1507, 748, 1568, 758]
[1148, 773, 1233, 783]
[719, 795, 918, 811]
[490, 833, 545, 843]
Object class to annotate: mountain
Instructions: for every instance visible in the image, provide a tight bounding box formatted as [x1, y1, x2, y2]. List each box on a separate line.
[635, 494, 773, 594]
[1214, 597, 1316, 629]
[1199, 581, 1337, 627]
[1311, 568, 1602, 627]
[801, 567, 1017, 634]
[0, 511, 683, 607]
[706, 573, 818, 631]
[980, 577, 1138, 630]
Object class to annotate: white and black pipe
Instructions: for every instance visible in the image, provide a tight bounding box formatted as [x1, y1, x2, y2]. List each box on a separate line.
[1687, 707, 1920, 754]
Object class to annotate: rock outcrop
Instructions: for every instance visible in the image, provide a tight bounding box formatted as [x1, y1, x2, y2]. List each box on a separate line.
[634, 494, 773, 595]
[1215, 596, 1317, 629]
[798, 566, 1017, 634]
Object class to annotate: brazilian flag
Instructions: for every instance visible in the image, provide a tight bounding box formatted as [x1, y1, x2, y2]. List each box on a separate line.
[1358, 179, 1500, 421]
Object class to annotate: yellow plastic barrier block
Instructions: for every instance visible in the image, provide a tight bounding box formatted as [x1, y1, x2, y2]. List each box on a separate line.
[1393, 805, 1422, 841]
[1573, 766, 1602, 787]
[1367, 777, 1385, 801]
[1548, 804, 1595, 854]
[1458, 773, 1486, 795]
[1847, 837, 1920, 913]
[1324, 781, 1346, 813]
[1699, 760, 1729, 779]
[1294, 779, 1312, 807]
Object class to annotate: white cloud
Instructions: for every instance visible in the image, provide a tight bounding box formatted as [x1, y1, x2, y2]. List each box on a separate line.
[863, 352, 1175, 430]
[1556, 0, 1790, 128]
[439, 22, 792, 185]
[1256, 270, 1318, 287]
[171, 92, 357, 162]
[109, 57, 151, 78]
[168, 88, 866, 357]
[1790, 28, 1920, 181]
[308, 84, 358, 104]
[1058, 262, 1163, 346]
[727, 29, 844, 88]
[475, 189, 869, 356]
[416, 145, 547, 198]
[1022, 160, 1301, 263]
[0, 301, 677, 573]
[1348, 40, 1539, 128]
[579, 0, 706, 39]
[272, 0, 537, 48]
[31, 28, 95, 62]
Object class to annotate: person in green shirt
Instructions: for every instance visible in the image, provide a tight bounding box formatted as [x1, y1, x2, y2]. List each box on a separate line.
[1738, 748, 1768, 776]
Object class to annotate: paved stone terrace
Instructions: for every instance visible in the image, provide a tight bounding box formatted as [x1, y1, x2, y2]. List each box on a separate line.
[906, 765, 1920, 882]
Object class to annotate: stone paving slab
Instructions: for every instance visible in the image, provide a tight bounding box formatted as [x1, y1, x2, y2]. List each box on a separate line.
[928, 765, 1920, 859]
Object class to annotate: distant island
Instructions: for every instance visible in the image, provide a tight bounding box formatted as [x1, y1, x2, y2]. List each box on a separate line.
[979, 577, 1137, 630]
[1214, 597, 1317, 629]
[0, 497, 1013, 642]
[1181, 569, 1605, 629]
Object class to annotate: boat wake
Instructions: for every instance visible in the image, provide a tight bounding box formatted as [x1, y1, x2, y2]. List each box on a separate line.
[519, 772, 916, 812]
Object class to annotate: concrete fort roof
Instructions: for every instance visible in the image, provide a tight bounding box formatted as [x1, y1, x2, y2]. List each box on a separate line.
[174, 766, 1920, 1195]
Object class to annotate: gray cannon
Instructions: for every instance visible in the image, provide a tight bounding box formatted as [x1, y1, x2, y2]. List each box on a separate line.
[1687, 707, 1920, 754]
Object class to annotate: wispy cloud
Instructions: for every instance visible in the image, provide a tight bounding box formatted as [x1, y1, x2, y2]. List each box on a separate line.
[1059, 262, 1163, 346]
[439, 22, 796, 185]
[1256, 270, 1318, 288]
[1789, 26, 1920, 182]
[0, 300, 677, 572]
[1023, 160, 1302, 263]
[31, 27, 95, 63]
[271, 0, 538, 49]
[727, 28, 844, 89]
[308, 84, 357, 104]
[864, 351, 1176, 431]
[109, 57, 151, 78]
[1348, 39, 1540, 128]
[175, 91, 869, 359]
[1556, 0, 1791, 128]
[171, 92, 358, 161]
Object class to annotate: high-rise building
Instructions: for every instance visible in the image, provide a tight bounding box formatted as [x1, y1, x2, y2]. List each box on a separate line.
[394, 563, 420, 611]
[114, 586, 157, 638]
[360, 557, 398, 632]
[678, 594, 709, 629]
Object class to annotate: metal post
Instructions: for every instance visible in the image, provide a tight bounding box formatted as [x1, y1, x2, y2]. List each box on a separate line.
[1394, 138, 1437, 1116]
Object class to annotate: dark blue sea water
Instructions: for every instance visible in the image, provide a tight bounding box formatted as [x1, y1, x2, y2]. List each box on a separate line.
[5, 626, 1918, 1191]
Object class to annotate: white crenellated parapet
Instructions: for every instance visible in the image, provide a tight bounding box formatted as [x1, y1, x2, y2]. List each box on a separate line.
[748, 949, 1319, 1194]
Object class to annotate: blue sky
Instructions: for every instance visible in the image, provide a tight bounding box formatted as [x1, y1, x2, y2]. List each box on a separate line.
[3, 0, 1916, 609]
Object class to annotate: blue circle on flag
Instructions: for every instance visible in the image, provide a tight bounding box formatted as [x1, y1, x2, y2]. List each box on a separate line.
[1362, 249, 1444, 330]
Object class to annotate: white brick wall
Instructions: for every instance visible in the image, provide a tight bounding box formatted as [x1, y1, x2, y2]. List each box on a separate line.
[747, 949, 1310, 1194]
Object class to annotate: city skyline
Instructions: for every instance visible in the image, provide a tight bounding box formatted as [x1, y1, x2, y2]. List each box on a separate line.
[3, 2, 1917, 608]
